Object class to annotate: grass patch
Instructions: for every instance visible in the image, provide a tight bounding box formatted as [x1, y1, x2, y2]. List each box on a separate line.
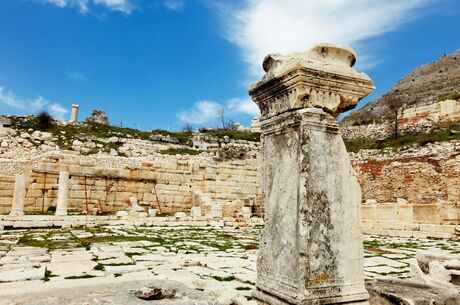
[64, 274, 97, 280]
[125, 252, 144, 258]
[438, 91, 460, 102]
[212, 275, 235, 282]
[16, 228, 164, 251]
[363, 240, 384, 248]
[160, 148, 202, 155]
[242, 243, 259, 250]
[236, 286, 252, 290]
[93, 263, 105, 271]
[151, 129, 193, 145]
[41, 268, 57, 282]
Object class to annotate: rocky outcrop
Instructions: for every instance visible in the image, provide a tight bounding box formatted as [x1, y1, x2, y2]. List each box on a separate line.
[368, 279, 459, 305]
[344, 49, 460, 125]
[367, 249, 460, 305]
[86, 110, 109, 125]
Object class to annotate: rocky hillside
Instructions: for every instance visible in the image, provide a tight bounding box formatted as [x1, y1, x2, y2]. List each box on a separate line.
[0, 115, 260, 161]
[344, 49, 460, 125]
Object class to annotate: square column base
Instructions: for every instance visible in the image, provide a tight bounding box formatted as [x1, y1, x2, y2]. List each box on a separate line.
[253, 288, 369, 305]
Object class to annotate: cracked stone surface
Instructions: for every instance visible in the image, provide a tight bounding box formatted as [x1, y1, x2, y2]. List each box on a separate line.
[0, 226, 458, 305]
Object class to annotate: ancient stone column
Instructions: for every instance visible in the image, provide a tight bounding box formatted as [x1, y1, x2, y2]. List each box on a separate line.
[70, 104, 79, 122]
[249, 43, 375, 305]
[9, 174, 26, 216]
[55, 171, 69, 216]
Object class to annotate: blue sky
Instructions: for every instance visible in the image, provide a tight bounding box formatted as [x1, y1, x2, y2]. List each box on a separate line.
[0, 0, 459, 131]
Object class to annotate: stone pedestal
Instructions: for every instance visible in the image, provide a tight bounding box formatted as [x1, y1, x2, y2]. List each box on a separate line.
[249, 43, 375, 305]
[9, 174, 26, 216]
[55, 171, 69, 216]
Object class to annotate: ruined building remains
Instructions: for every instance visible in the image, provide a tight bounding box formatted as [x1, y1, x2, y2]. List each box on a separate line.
[0, 153, 262, 218]
[250, 43, 375, 304]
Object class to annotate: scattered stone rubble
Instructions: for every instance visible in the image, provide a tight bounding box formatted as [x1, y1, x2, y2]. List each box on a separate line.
[0, 123, 259, 160]
[367, 249, 460, 304]
[86, 109, 109, 125]
[340, 118, 438, 140]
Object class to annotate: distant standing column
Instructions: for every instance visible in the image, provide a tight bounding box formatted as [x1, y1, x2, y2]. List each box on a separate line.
[9, 174, 26, 216]
[55, 171, 69, 216]
[70, 104, 80, 122]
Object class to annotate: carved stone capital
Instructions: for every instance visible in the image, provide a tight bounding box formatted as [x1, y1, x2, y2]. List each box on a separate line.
[249, 43, 375, 119]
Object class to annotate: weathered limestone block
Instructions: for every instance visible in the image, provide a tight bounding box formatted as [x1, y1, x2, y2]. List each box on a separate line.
[9, 174, 26, 216]
[211, 203, 223, 218]
[242, 206, 252, 219]
[190, 206, 201, 217]
[250, 43, 374, 305]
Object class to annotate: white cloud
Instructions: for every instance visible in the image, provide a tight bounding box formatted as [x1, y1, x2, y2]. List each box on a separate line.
[163, 0, 184, 12]
[43, 0, 68, 8]
[177, 97, 261, 125]
[0, 86, 24, 108]
[30, 96, 49, 109]
[35, 0, 134, 14]
[217, 0, 431, 76]
[93, 0, 134, 13]
[49, 103, 69, 120]
[227, 97, 259, 117]
[67, 71, 86, 81]
[0, 85, 68, 120]
[177, 100, 222, 124]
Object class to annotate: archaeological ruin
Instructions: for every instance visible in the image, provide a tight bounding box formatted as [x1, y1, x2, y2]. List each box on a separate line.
[249, 43, 374, 305]
[0, 47, 458, 305]
[1, 0, 460, 302]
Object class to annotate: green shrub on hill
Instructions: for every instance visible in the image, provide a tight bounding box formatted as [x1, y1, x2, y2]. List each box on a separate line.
[344, 122, 460, 152]
[159, 148, 202, 155]
[437, 91, 460, 102]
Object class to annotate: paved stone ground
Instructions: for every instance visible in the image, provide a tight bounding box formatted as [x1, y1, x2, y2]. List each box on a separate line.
[0, 226, 459, 304]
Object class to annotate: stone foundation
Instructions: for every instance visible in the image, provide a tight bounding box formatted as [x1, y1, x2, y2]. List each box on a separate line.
[360, 204, 459, 239]
[0, 153, 263, 217]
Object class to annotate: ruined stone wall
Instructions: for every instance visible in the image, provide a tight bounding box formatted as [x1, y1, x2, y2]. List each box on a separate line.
[351, 141, 460, 238]
[359, 203, 459, 239]
[341, 99, 460, 141]
[0, 154, 262, 217]
[401, 99, 460, 122]
[350, 141, 460, 205]
[340, 120, 436, 140]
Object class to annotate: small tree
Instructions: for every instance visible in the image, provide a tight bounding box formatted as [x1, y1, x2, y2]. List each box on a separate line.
[224, 118, 237, 130]
[218, 108, 226, 129]
[36, 111, 54, 131]
[182, 123, 193, 133]
[384, 96, 404, 139]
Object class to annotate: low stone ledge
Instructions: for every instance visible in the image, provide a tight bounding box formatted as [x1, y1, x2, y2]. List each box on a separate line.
[0, 215, 264, 229]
